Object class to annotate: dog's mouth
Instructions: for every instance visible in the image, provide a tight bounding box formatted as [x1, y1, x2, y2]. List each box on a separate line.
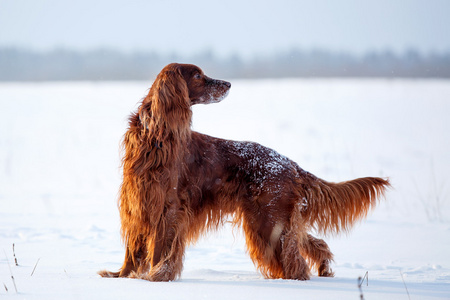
[194, 79, 231, 105]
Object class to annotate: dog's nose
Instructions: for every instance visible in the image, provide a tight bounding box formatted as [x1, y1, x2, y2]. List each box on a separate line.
[223, 81, 231, 88]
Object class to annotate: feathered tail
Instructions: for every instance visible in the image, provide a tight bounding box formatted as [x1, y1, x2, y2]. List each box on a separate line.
[300, 175, 390, 235]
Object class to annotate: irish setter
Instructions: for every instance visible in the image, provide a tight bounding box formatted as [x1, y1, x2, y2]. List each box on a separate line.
[99, 63, 389, 281]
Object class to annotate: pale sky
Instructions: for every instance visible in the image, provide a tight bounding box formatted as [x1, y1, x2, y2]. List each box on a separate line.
[1, 0, 449, 57]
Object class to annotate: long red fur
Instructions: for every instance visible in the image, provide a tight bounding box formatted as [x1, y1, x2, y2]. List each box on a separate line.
[99, 63, 390, 281]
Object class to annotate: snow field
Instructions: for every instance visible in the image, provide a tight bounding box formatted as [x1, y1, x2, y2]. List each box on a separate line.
[1, 79, 449, 299]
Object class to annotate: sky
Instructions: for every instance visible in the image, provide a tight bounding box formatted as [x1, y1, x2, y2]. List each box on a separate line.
[1, 0, 450, 58]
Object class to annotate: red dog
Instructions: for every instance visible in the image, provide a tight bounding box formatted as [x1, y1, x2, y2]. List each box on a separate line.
[99, 63, 389, 281]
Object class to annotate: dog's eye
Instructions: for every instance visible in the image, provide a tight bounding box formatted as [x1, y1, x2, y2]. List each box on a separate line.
[194, 74, 202, 80]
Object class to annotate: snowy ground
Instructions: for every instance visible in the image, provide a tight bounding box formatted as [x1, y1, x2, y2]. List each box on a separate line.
[1, 78, 449, 299]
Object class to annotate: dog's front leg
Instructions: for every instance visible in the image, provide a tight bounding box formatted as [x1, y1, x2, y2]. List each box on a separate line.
[144, 202, 188, 281]
[99, 222, 148, 278]
[119, 240, 148, 277]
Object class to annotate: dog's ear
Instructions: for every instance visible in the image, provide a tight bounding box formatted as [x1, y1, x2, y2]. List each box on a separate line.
[154, 67, 189, 112]
[139, 64, 191, 135]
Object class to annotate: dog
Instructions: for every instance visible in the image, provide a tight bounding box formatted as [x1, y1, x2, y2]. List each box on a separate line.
[99, 63, 389, 281]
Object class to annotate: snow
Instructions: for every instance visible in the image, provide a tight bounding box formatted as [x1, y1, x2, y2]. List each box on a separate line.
[228, 141, 293, 193]
[1, 79, 450, 299]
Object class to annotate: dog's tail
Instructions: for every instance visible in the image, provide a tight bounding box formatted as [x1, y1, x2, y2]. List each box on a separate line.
[299, 173, 390, 235]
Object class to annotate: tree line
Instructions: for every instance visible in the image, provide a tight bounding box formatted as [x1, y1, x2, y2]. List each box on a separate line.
[1, 47, 449, 81]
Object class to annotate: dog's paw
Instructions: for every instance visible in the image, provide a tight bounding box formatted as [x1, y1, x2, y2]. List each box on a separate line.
[98, 270, 120, 278]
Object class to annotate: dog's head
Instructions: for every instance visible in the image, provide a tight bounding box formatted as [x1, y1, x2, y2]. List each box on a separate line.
[177, 64, 231, 105]
[151, 63, 231, 107]
[139, 63, 231, 134]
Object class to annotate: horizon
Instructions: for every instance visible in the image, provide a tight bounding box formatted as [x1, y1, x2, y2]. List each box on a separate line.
[2, 46, 449, 80]
[2, 45, 450, 58]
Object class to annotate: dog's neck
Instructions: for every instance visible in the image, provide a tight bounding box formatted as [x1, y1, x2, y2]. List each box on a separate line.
[137, 105, 192, 151]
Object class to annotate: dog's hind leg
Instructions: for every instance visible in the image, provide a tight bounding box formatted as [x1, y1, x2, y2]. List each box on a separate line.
[279, 229, 311, 280]
[241, 207, 312, 280]
[239, 202, 288, 279]
[242, 220, 284, 279]
[301, 234, 334, 277]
